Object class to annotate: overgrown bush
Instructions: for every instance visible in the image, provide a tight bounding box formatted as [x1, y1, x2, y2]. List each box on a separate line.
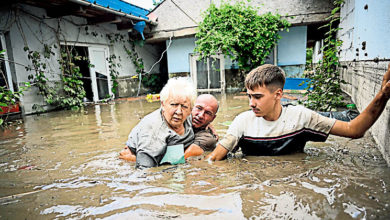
[195, 0, 290, 71]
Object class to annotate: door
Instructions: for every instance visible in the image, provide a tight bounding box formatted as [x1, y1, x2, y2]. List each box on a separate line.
[0, 33, 13, 92]
[190, 54, 225, 92]
[88, 46, 112, 101]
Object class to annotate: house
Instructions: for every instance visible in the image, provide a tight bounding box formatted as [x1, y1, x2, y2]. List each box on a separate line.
[146, 0, 335, 92]
[0, 0, 162, 114]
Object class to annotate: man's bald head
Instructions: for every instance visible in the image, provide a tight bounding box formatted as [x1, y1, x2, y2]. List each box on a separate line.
[192, 94, 219, 129]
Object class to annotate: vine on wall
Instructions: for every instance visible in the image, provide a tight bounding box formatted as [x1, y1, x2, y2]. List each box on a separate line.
[5, 8, 160, 118]
[24, 44, 86, 111]
[302, 0, 346, 111]
[107, 54, 121, 96]
[124, 42, 164, 94]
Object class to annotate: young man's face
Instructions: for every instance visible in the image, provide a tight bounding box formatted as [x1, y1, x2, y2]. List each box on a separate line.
[247, 85, 282, 120]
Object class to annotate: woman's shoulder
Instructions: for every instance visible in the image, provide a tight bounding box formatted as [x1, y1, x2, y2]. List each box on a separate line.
[139, 109, 164, 128]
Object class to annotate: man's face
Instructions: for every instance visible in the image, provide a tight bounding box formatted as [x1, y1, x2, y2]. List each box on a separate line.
[191, 96, 217, 129]
[161, 96, 192, 130]
[247, 85, 282, 119]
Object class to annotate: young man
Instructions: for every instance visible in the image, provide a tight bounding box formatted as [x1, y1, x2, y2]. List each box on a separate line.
[119, 94, 219, 162]
[206, 64, 390, 161]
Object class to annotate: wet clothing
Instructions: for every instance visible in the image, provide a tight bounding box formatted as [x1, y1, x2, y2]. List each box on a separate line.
[126, 108, 194, 168]
[318, 110, 359, 122]
[193, 127, 217, 151]
[218, 105, 336, 156]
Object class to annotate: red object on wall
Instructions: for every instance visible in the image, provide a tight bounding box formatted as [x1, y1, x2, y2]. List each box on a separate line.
[0, 103, 20, 115]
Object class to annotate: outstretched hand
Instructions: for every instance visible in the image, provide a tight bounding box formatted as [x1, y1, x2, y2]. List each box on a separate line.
[119, 147, 136, 162]
[381, 63, 390, 99]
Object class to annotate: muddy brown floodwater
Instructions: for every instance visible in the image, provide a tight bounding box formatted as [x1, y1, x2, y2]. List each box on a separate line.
[0, 93, 390, 219]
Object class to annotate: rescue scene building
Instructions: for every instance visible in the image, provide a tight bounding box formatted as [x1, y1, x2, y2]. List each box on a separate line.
[1, 1, 390, 219]
[1, 1, 389, 162]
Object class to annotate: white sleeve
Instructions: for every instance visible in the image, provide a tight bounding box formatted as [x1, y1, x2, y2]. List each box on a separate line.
[218, 113, 246, 151]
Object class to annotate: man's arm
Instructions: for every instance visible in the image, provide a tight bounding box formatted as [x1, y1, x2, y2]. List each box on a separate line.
[205, 144, 229, 161]
[184, 144, 204, 159]
[330, 63, 390, 138]
[185, 127, 218, 159]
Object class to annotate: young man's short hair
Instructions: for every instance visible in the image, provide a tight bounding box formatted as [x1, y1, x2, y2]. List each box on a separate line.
[245, 64, 286, 91]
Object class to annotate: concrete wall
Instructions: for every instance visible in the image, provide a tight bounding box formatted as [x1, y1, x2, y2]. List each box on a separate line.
[338, 0, 390, 165]
[0, 4, 159, 114]
[166, 37, 196, 74]
[339, 0, 390, 61]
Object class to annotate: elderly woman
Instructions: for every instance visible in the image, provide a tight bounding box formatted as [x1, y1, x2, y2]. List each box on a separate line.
[119, 77, 197, 168]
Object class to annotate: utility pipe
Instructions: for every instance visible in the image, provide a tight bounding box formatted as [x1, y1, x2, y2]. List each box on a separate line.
[68, 0, 157, 25]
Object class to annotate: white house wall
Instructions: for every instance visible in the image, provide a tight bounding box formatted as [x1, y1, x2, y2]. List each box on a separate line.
[166, 37, 196, 75]
[0, 4, 159, 114]
[277, 26, 307, 78]
[338, 0, 390, 165]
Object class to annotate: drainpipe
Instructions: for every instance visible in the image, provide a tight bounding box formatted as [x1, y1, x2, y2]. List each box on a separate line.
[68, 0, 157, 25]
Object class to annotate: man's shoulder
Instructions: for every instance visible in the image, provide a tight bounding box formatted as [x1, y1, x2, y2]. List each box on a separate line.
[283, 104, 311, 116]
[235, 110, 255, 119]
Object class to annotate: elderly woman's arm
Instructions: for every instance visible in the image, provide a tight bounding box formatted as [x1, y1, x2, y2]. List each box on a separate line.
[119, 147, 136, 161]
[121, 110, 168, 168]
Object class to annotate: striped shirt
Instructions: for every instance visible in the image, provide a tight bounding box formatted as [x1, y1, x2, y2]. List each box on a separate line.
[218, 105, 336, 156]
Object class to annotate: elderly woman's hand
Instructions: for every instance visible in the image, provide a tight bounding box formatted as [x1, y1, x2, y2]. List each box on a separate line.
[119, 147, 136, 162]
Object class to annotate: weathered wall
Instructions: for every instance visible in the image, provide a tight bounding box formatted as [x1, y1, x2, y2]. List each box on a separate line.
[338, 0, 390, 165]
[166, 37, 196, 74]
[277, 26, 307, 78]
[0, 4, 159, 114]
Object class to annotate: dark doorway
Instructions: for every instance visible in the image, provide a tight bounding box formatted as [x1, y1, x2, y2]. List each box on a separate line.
[61, 45, 93, 102]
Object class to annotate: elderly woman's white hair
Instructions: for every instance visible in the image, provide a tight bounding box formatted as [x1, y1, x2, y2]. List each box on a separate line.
[160, 77, 197, 106]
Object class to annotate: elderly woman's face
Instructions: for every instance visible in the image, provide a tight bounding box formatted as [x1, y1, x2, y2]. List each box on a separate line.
[162, 95, 192, 129]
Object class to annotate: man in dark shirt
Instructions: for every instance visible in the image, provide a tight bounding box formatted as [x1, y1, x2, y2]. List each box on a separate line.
[184, 94, 219, 159]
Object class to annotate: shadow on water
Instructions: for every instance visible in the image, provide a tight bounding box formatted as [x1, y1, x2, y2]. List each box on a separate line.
[1, 93, 390, 219]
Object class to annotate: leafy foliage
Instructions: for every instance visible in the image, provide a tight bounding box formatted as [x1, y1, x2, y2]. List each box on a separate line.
[107, 54, 121, 97]
[305, 47, 313, 71]
[195, 0, 290, 71]
[302, 0, 346, 111]
[25, 45, 86, 111]
[0, 50, 31, 126]
[124, 43, 144, 77]
[141, 73, 164, 93]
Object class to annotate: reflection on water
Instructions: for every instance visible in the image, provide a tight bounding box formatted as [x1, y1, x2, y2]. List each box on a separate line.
[0, 94, 390, 219]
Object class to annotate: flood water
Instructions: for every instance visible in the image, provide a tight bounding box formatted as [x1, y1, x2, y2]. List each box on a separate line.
[1, 93, 390, 219]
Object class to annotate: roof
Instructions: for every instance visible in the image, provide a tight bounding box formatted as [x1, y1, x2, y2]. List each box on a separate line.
[1, 0, 156, 26]
[84, 0, 149, 19]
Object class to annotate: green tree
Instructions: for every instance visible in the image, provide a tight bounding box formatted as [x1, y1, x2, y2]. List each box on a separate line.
[194, 0, 290, 71]
[303, 0, 346, 111]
